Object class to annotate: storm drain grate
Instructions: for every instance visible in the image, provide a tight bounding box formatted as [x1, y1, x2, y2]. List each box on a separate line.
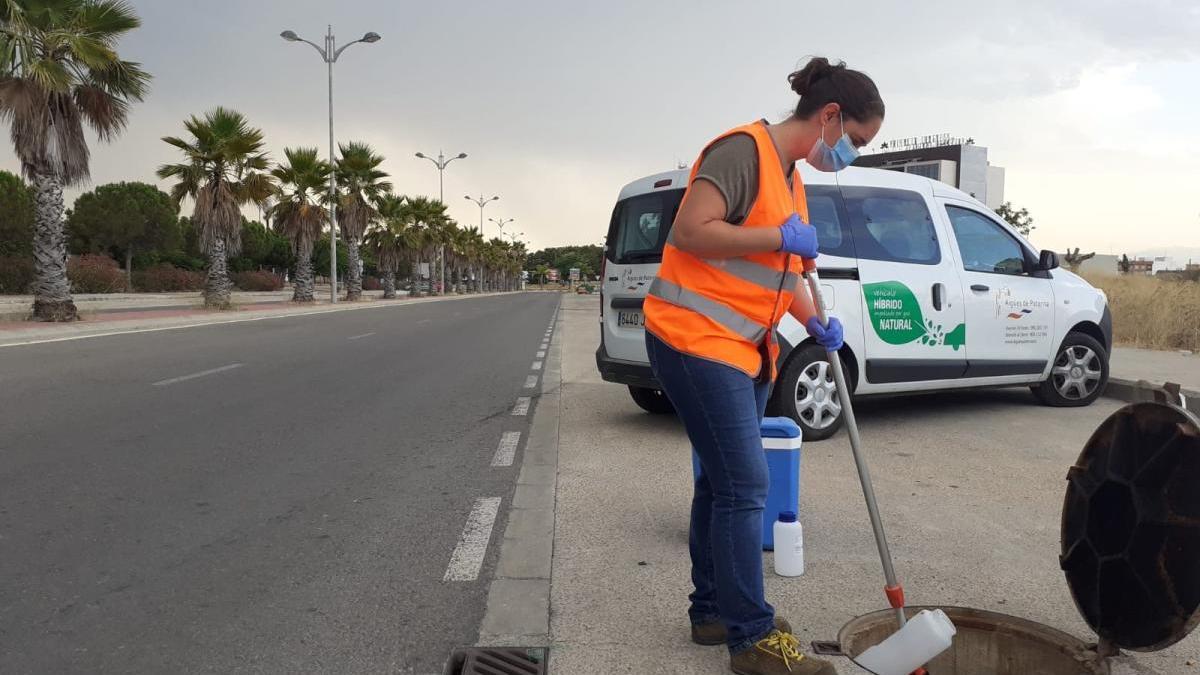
[444, 647, 548, 675]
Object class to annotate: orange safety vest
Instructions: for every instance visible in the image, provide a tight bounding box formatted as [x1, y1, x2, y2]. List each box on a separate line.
[644, 121, 809, 381]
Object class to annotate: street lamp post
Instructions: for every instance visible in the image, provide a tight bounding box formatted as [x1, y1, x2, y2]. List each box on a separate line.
[489, 217, 516, 291]
[503, 231, 525, 291]
[281, 26, 381, 304]
[465, 194, 498, 293]
[415, 150, 466, 295]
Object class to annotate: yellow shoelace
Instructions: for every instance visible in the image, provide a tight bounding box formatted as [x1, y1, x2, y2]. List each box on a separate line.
[756, 630, 805, 671]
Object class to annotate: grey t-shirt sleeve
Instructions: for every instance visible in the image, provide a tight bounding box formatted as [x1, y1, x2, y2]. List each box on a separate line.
[693, 133, 758, 225]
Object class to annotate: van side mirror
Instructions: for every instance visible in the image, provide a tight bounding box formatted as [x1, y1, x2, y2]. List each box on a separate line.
[1038, 250, 1060, 271]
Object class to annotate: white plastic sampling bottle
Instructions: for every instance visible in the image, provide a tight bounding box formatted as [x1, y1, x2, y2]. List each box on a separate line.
[855, 608, 957, 675]
[773, 511, 804, 577]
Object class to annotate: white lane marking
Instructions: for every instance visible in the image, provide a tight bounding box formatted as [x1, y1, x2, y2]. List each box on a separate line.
[524, 375, 539, 389]
[512, 396, 532, 415]
[417, 319, 433, 325]
[536, 350, 546, 358]
[443, 497, 502, 581]
[491, 431, 521, 467]
[153, 363, 244, 387]
[347, 332, 375, 340]
[531, 361, 543, 370]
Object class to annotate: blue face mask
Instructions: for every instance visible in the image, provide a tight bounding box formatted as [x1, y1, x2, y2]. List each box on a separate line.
[806, 114, 859, 172]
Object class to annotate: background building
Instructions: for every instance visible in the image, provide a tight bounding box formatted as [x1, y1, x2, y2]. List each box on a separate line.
[855, 134, 1006, 209]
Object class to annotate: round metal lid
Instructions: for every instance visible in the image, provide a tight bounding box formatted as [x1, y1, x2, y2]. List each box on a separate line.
[1061, 401, 1200, 651]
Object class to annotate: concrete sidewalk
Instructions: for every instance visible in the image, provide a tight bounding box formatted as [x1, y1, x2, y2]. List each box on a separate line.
[0, 288, 391, 316]
[548, 295, 1198, 674]
[1109, 346, 1200, 412]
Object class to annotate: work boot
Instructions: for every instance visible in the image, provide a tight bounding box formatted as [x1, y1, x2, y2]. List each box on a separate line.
[729, 629, 838, 675]
[692, 616, 793, 646]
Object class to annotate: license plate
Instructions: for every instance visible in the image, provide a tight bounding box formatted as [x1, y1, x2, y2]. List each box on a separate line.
[617, 311, 645, 328]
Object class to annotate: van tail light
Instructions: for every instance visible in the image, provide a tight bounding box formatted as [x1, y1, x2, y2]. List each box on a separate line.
[599, 255, 607, 316]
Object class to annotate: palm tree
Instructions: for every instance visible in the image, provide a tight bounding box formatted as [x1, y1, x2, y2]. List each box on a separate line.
[0, 0, 150, 321]
[335, 141, 390, 301]
[461, 226, 486, 293]
[368, 192, 415, 299]
[157, 107, 273, 309]
[269, 147, 329, 302]
[405, 196, 450, 297]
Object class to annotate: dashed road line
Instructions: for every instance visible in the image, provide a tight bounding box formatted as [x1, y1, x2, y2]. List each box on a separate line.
[536, 350, 546, 358]
[347, 332, 375, 340]
[524, 375, 539, 389]
[152, 363, 244, 387]
[443, 497, 502, 581]
[512, 396, 532, 415]
[531, 361, 542, 371]
[491, 431, 521, 467]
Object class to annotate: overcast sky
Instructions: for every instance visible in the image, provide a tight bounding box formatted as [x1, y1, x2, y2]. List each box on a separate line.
[3, 0, 1198, 256]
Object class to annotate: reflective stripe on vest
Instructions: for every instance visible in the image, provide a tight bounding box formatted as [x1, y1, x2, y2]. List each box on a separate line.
[647, 277, 768, 343]
[665, 228, 799, 291]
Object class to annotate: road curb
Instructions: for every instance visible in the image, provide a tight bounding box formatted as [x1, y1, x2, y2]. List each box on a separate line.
[476, 299, 562, 648]
[1103, 377, 1199, 415]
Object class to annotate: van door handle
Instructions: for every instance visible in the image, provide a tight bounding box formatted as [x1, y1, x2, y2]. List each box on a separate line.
[932, 283, 944, 311]
[970, 284, 990, 292]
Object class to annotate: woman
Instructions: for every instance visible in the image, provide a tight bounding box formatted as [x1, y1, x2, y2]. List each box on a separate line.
[644, 57, 885, 675]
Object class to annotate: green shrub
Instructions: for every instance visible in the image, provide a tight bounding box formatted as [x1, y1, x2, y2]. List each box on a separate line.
[132, 264, 205, 292]
[0, 255, 35, 294]
[232, 270, 284, 292]
[68, 254, 129, 293]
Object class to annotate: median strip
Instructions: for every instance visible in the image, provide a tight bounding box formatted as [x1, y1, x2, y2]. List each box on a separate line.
[443, 497, 502, 582]
[152, 363, 244, 387]
[492, 431, 522, 467]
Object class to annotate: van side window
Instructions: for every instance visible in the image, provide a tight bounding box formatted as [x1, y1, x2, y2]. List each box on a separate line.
[806, 185, 855, 259]
[608, 189, 684, 264]
[946, 206, 1028, 276]
[841, 187, 940, 265]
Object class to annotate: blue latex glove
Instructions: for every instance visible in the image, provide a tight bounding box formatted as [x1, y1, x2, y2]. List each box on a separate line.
[806, 316, 844, 352]
[778, 213, 819, 259]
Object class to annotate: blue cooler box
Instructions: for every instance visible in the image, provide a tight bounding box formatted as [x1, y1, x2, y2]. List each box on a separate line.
[692, 416, 802, 550]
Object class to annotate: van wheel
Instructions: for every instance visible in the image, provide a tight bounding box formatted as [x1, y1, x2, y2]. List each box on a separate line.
[776, 343, 847, 441]
[629, 386, 674, 414]
[1033, 332, 1109, 407]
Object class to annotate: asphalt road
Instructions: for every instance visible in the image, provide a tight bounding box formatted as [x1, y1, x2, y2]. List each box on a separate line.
[0, 292, 559, 674]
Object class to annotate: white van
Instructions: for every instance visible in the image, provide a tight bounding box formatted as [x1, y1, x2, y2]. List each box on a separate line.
[596, 165, 1113, 440]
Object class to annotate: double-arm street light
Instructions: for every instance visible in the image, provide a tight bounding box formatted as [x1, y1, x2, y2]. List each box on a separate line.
[281, 26, 381, 303]
[489, 217, 515, 241]
[416, 150, 466, 295]
[465, 194, 499, 233]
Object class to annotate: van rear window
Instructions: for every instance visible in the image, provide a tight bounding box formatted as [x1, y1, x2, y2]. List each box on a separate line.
[606, 188, 685, 265]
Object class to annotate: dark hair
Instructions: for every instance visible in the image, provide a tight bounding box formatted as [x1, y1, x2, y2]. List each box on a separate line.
[788, 57, 884, 123]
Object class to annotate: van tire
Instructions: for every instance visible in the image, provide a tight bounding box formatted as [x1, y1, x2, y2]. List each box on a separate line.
[776, 343, 847, 441]
[1033, 331, 1109, 407]
[629, 386, 675, 414]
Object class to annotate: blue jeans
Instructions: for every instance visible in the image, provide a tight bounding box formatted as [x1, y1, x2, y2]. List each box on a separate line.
[645, 332, 774, 654]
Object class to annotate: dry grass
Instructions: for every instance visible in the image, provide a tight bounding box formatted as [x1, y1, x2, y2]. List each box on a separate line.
[1084, 274, 1200, 352]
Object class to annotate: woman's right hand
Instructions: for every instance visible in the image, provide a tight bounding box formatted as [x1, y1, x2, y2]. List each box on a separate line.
[778, 214, 819, 258]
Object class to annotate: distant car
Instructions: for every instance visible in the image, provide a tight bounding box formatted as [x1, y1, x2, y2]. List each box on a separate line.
[596, 164, 1113, 440]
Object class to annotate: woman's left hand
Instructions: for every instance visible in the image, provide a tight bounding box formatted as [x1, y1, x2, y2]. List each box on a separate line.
[805, 316, 844, 352]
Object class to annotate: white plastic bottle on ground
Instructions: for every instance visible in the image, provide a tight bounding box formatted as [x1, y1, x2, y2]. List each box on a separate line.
[855, 608, 957, 675]
[773, 511, 804, 577]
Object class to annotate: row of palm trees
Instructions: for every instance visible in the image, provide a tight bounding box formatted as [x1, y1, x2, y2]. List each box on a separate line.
[0, 0, 524, 319]
[156, 107, 525, 308]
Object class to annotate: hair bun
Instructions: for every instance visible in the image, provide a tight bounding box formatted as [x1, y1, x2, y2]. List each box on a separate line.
[788, 57, 844, 96]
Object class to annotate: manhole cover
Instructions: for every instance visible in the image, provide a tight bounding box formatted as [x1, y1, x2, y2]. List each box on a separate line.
[443, 647, 548, 675]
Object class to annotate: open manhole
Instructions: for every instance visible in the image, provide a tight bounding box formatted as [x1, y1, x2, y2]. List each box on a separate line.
[442, 647, 547, 675]
[821, 401, 1200, 674]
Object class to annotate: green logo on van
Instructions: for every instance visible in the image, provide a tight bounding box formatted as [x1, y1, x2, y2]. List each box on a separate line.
[863, 281, 965, 350]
